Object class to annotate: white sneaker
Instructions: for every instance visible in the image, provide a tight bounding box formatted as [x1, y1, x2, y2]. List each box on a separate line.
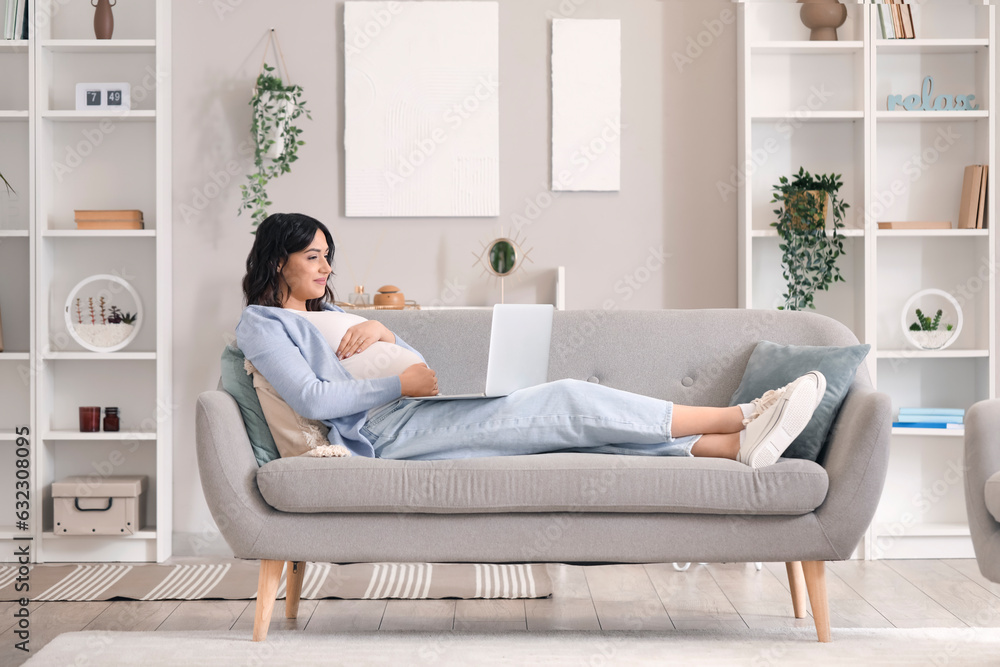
[737, 371, 827, 468]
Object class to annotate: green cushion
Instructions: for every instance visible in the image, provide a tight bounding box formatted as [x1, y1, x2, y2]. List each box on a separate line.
[729, 340, 871, 462]
[220, 344, 280, 467]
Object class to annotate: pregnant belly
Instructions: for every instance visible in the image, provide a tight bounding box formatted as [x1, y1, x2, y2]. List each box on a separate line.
[339, 342, 423, 380]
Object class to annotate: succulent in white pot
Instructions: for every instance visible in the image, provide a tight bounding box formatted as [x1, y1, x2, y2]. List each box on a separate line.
[908, 308, 955, 350]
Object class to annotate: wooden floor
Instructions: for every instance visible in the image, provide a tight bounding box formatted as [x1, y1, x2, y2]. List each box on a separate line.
[1, 559, 998, 665]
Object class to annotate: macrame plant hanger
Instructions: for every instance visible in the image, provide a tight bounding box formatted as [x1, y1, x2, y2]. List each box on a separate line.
[256, 28, 293, 92]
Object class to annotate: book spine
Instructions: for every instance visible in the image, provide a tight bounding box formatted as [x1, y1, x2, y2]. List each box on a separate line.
[898, 408, 966, 416]
[895, 415, 964, 424]
[19, 0, 26, 40]
[74, 210, 144, 221]
[4, 0, 17, 40]
[893, 422, 963, 429]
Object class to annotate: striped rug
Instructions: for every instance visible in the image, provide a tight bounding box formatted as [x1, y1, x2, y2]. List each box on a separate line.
[0, 561, 551, 602]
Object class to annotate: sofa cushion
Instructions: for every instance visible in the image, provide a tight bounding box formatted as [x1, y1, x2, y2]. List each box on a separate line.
[987, 472, 1000, 523]
[220, 344, 280, 467]
[256, 453, 829, 515]
[729, 340, 871, 462]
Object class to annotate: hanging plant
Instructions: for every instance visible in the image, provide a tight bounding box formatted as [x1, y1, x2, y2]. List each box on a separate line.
[771, 168, 849, 311]
[239, 61, 311, 230]
[0, 170, 14, 195]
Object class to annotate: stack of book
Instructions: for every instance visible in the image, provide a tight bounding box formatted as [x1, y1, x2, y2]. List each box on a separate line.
[75, 210, 145, 231]
[893, 408, 965, 430]
[3, 0, 28, 40]
[874, 0, 915, 40]
[959, 165, 989, 230]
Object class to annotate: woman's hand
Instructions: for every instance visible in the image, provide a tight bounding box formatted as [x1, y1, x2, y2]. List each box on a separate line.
[400, 363, 439, 397]
[337, 321, 395, 360]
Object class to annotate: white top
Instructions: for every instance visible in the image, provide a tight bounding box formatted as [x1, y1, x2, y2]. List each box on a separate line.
[290, 310, 423, 381]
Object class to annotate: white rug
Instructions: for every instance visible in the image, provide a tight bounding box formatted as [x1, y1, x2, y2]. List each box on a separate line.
[22, 628, 1000, 666]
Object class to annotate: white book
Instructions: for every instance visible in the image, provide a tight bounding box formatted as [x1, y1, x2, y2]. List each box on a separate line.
[879, 4, 896, 40]
[3, 0, 18, 40]
[12, 0, 23, 40]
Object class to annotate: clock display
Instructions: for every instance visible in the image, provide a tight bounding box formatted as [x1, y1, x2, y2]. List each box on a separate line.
[75, 83, 132, 111]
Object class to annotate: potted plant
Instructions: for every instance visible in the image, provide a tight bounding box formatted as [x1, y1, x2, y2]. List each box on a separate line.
[771, 168, 849, 311]
[239, 63, 311, 230]
[908, 308, 954, 350]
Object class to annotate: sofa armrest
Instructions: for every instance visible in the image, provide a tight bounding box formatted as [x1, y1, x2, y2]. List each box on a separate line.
[965, 400, 1000, 582]
[195, 390, 275, 558]
[813, 380, 893, 559]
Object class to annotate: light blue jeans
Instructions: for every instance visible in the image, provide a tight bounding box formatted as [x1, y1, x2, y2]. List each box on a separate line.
[360, 378, 702, 461]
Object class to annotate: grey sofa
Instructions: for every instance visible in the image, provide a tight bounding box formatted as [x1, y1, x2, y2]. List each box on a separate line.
[964, 400, 1000, 583]
[196, 308, 892, 642]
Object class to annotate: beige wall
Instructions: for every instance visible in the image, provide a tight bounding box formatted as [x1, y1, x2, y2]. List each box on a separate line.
[171, 0, 737, 554]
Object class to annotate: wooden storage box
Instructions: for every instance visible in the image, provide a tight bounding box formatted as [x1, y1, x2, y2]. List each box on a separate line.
[52, 475, 147, 535]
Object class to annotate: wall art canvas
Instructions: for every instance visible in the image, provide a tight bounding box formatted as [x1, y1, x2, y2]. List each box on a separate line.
[344, 1, 500, 217]
[551, 19, 622, 192]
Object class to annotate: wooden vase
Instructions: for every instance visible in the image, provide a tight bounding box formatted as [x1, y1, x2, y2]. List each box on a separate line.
[93, 0, 115, 40]
[798, 0, 847, 42]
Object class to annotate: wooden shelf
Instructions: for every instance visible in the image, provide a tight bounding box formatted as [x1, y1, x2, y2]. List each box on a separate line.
[41, 39, 156, 53]
[752, 111, 865, 122]
[0, 40, 29, 53]
[42, 352, 156, 361]
[877, 349, 990, 359]
[751, 41, 864, 55]
[0, 352, 29, 361]
[877, 229, 988, 237]
[42, 430, 156, 441]
[751, 229, 865, 238]
[876, 39, 989, 55]
[0, 230, 29, 237]
[0, 111, 28, 121]
[40, 110, 155, 122]
[891, 427, 965, 437]
[43, 529, 157, 540]
[44, 230, 156, 238]
[0, 431, 28, 441]
[877, 111, 990, 122]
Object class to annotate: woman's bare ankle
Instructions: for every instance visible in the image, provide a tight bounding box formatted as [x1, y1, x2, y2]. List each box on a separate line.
[690, 432, 740, 460]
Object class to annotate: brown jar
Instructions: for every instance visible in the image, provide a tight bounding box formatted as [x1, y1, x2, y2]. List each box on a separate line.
[103, 407, 120, 432]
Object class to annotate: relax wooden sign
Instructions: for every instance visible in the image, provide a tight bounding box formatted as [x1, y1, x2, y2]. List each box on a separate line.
[888, 76, 980, 111]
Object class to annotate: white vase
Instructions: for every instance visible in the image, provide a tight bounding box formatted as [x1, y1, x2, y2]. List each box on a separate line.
[256, 92, 294, 160]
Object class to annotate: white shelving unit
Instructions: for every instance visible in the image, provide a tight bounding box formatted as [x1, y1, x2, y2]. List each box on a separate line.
[737, 0, 995, 560]
[2, 0, 172, 563]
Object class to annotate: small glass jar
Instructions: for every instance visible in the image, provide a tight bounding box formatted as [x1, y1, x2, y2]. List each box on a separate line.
[103, 407, 120, 432]
[79, 407, 100, 432]
[349, 285, 370, 307]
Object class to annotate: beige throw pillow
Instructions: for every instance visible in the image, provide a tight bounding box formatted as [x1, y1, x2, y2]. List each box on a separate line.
[243, 359, 351, 458]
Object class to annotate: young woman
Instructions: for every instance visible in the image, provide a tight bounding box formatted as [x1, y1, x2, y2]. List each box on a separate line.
[236, 213, 825, 467]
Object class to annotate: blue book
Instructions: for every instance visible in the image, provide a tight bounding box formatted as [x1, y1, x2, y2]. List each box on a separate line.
[895, 414, 963, 424]
[898, 408, 966, 417]
[893, 422, 964, 429]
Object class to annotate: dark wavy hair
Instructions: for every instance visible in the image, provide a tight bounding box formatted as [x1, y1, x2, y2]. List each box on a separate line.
[242, 213, 337, 309]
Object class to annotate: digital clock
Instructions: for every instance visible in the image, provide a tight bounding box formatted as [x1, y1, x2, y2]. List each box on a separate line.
[75, 82, 132, 111]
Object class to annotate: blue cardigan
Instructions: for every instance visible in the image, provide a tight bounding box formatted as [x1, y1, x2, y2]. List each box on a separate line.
[235, 303, 426, 458]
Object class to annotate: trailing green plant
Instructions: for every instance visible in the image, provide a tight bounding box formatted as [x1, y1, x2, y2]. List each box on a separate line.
[0, 170, 13, 195]
[771, 168, 849, 311]
[909, 308, 953, 332]
[239, 63, 311, 230]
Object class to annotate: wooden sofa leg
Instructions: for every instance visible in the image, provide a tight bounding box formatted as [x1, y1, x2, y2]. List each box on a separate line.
[285, 561, 305, 619]
[253, 560, 285, 642]
[802, 560, 831, 643]
[785, 561, 808, 619]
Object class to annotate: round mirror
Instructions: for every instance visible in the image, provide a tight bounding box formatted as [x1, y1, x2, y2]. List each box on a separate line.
[488, 239, 518, 277]
[64, 274, 143, 353]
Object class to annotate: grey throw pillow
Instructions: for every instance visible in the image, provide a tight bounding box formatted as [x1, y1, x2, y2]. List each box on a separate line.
[220, 344, 281, 467]
[729, 340, 871, 462]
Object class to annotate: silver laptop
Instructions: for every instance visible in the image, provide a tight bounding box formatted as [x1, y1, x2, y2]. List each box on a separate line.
[402, 304, 554, 401]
